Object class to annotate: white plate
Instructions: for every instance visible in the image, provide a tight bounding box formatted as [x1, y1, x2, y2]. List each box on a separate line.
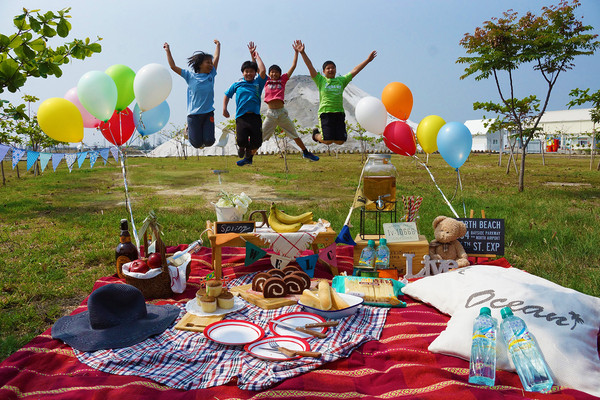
[269, 312, 327, 338]
[245, 336, 310, 361]
[204, 320, 264, 345]
[185, 295, 246, 316]
[298, 292, 363, 319]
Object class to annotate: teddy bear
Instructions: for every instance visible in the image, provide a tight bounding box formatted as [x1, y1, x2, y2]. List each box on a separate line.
[429, 216, 470, 268]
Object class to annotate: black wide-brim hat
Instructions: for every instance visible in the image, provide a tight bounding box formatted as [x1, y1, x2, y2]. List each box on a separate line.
[51, 283, 181, 352]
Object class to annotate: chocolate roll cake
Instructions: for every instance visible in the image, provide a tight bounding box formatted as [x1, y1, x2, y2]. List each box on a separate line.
[267, 268, 286, 279]
[282, 265, 301, 275]
[284, 274, 305, 294]
[291, 270, 311, 291]
[262, 277, 287, 298]
[251, 272, 272, 292]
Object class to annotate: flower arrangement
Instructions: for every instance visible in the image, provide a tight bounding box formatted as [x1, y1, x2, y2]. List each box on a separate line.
[214, 191, 252, 221]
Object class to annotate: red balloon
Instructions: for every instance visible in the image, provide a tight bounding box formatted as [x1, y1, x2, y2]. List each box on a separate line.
[100, 108, 135, 146]
[382, 121, 416, 156]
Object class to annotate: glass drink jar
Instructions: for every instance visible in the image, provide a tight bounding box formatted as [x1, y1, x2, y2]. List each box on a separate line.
[362, 154, 397, 211]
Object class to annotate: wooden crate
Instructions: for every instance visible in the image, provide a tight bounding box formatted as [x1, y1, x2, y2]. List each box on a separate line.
[353, 234, 429, 277]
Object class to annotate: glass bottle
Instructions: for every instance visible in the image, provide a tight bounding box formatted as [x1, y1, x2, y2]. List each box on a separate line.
[116, 219, 139, 278]
[362, 154, 397, 211]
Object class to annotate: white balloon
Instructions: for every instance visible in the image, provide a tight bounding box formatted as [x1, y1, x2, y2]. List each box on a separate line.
[133, 63, 172, 112]
[355, 96, 388, 135]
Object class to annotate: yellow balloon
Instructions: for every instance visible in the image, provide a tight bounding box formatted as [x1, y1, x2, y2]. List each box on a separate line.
[416, 115, 445, 154]
[38, 98, 84, 143]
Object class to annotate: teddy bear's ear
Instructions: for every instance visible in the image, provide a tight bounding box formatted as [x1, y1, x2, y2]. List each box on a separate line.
[432, 216, 447, 229]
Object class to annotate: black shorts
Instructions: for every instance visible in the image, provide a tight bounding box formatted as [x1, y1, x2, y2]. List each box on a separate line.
[320, 112, 347, 142]
[235, 113, 263, 150]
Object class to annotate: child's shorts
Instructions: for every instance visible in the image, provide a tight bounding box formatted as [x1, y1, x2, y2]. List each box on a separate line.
[236, 112, 263, 150]
[319, 112, 347, 142]
[262, 108, 299, 140]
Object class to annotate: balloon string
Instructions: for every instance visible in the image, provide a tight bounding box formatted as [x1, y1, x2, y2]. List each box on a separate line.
[411, 155, 459, 218]
[457, 168, 467, 218]
[344, 158, 367, 226]
[118, 148, 140, 252]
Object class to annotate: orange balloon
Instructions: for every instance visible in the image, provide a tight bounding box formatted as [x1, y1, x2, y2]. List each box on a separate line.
[381, 82, 413, 120]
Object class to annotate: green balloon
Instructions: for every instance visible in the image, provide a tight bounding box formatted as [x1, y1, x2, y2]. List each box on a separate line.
[105, 64, 136, 111]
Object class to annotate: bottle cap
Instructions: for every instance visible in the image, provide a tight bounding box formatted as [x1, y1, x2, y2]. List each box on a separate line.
[120, 219, 128, 230]
[479, 307, 491, 316]
[367, 240, 375, 247]
[380, 238, 387, 246]
[501, 307, 514, 319]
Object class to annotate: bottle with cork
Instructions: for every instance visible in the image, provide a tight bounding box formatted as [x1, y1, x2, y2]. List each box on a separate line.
[116, 218, 138, 278]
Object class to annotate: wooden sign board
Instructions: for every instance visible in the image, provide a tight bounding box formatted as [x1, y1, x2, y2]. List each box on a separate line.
[457, 218, 505, 256]
[215, 221, 255, 234]
[383, 222, 420, 243]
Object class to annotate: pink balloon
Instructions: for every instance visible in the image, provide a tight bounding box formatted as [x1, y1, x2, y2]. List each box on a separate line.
[382, 121, 416, 156]
[64, 87, 101, 128]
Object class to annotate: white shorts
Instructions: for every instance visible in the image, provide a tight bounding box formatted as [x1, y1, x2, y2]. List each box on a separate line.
[262, 108, 299, 140]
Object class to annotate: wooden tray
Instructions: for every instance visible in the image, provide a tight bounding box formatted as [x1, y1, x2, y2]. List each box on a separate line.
[174, 312, 224, 332]
[229, 283, 299, 310]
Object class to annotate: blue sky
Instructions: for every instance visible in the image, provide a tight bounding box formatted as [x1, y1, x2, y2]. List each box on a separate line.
[1, 0, 599, 146]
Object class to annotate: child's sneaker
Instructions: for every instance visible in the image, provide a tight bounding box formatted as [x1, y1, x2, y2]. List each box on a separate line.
[236, 157, 253, 167]
[302, 150, 319, 162]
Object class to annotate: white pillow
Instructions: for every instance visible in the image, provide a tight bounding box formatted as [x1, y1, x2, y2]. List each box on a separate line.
[403, 265, 600, 397]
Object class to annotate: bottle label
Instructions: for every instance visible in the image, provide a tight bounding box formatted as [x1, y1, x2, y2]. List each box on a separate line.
[120, 236, 131, 244]
[116, 255, 132, 268]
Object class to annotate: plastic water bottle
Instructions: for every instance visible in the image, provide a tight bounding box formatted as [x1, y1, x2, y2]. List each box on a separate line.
[374, 238, 390, 269]
[468, 307, 497, 386]
[499, 307, 553, 392]
[354, 240, 376, 276]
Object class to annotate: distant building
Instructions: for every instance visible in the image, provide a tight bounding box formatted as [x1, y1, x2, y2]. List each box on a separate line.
[464, 119, 507, 152]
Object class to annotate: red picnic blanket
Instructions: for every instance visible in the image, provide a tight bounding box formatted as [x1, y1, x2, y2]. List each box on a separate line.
[0, 246, 597, 399]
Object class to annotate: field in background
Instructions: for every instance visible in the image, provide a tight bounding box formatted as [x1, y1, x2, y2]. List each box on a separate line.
[1, 152, 599, 360]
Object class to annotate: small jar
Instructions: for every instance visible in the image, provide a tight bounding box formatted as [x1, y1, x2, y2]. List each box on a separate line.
[362, 154, 397, 210]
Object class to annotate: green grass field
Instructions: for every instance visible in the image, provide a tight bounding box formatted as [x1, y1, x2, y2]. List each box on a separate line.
[1, 151, 599, 361]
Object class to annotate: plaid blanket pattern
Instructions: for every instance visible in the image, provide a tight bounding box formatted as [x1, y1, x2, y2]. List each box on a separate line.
[1, 247, 597, 399]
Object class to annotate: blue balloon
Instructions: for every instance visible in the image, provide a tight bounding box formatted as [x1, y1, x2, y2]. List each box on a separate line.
[133, 101, 170, 136]
[436, 122, 472, 169]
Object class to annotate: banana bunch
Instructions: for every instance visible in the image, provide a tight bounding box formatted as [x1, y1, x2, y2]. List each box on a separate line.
[268, 203, 314, 233]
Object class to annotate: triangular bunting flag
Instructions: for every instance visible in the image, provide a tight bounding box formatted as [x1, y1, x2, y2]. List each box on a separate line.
[77, 151, 88, 168]
[26, 151, 40, 171]
[0, 144, 10, 161]
[12, 148, 25, 169]
[335, 225, 356, 246]
[52, 153, 65, 171]
[99, 148, 110, 164]
[245, 242, 267, 266]
[39, 153, 52, 172]
[270, 253, 293, 269]
[89, 151, 99, 169]
[352, 187, 373, 209]
[110, 146, 119, 162]
[65, 153, 77, 172]
[296, 253, 319, 278]
[318, 242, 338, 267]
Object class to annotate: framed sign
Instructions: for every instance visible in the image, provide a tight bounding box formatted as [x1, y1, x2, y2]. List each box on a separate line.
[215, 221, 255, 234]
[383, 222, 420, 243]
[457, 218, 505, 256]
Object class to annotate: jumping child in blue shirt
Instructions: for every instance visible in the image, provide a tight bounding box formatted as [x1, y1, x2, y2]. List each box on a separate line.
[223, 42, 267, 167]
[164, 40, 220, 148]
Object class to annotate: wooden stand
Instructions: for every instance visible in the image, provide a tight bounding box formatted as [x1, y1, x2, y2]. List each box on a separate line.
[353, 234, 429, 277]
[205, 220, 339, 279]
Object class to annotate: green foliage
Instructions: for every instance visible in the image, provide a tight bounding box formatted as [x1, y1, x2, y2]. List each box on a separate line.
[457, 0, 599, 191]
[567, 88, 600, 127]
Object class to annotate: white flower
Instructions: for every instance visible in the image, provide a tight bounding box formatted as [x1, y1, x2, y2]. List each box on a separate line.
[215, 191, 252, 212]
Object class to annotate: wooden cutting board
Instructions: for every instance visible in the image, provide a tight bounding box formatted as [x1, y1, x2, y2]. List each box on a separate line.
[174, 312, 224, 332]
[229, 283, 299, 310]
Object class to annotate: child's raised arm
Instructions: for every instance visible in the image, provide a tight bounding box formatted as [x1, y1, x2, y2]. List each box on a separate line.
[163, 43, 182, 75]
[350, 50, 377, 78]
[287, 42, 299, 77]
[294, 40, 317, 78]
[254, 51, 266, 79]
[213, 39, 221, 70]
[248, 41, 257, 62]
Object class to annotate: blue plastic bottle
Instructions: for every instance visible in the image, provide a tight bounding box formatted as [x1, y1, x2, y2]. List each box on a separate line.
[468, 307, 497, 386]
[354, 240, 376, 276]
[374, 238, 390, 269]
[500, 307, 553, 392]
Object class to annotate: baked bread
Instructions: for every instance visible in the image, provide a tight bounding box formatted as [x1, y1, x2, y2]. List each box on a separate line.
[299, 289, 321, 309]
[317, 280, 332, 310]
[263, 277, 287, 298]
[251, 272, 271, 292]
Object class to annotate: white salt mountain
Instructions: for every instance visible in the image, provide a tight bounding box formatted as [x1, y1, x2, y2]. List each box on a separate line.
[149, 75, 417, 157]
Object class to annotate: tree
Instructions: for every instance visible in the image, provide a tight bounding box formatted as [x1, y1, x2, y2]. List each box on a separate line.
[567, 88, 600, 170]
[457, 0, 599, 191]
[348, 122, 382, 164]
[1, 7, 102, 121]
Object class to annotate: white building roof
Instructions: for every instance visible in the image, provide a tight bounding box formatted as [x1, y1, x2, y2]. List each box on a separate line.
[539, 108, 592, 123]
[464, 119, 497, 136]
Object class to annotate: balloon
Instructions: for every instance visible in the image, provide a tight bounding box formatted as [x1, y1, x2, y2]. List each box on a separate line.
[64, 87, 101, 128]
[437, 122, 473, 169]
[382, 121, 416, 156]
[381, 82, 413, 120]
[133, 101, 170, 136]
[37, 98, 84, 143]
[77, 71, 118, 122]
[416, 115, 446, 154]
[355, 96, 388, 135]
[133, 63, 172, 112]
[99, 108, 135, 146]
[105, 64, 136, 112]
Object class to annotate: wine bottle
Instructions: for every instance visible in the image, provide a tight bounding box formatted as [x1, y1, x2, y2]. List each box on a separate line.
[115, 219, 139, 278]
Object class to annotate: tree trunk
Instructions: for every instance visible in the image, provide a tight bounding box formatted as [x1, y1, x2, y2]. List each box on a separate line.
[518, 147, 527, 192]
[16, 164, 20, 179]
[498, 132, 504, 166]
[541, 135, 546, 166]
[1, 161, 5, 185]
